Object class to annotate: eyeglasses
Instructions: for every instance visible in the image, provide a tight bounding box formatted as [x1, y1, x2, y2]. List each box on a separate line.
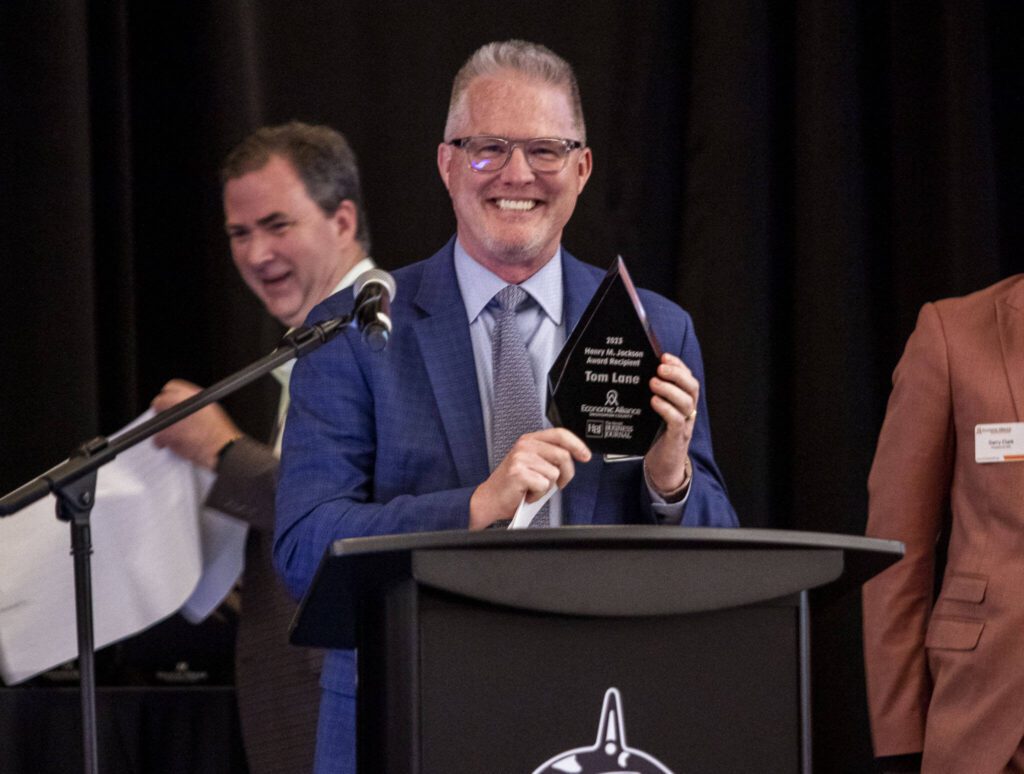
[448, 136, 584, 174]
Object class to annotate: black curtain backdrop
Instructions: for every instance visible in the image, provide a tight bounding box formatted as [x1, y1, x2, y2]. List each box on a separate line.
[1, 1, 1021, 770]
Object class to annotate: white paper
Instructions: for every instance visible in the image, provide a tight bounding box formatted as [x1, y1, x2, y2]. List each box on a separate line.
[180, 507, 248, 624]
[508, 484, 558, 529]
[0, 411, 247, 684]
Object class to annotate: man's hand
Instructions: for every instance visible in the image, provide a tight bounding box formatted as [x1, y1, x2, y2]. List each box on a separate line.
[469, 428, 591, 530]
[151, 379, 242, 470]
[644, 353, 700, 496]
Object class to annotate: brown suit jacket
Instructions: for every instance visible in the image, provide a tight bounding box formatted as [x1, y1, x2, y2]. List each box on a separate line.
[207, 436, 322, 774]
[863, 275, 1024, 772]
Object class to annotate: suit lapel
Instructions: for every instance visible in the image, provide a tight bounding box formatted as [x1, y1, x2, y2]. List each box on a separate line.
[559, 252, 604, 525]
[562, 250, 600, 332]
[413, 245, 490, 488]
[409, 247, 617, 517]
[997, 279, 1024, 421]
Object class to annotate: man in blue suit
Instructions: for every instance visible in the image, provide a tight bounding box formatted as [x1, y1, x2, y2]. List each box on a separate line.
[275, 39, 739, 774]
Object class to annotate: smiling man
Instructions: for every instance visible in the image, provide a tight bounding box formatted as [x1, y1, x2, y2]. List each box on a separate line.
[150, 122, 373, 774]
[225, 153, 369, 329]
[274, 41, 738, 774]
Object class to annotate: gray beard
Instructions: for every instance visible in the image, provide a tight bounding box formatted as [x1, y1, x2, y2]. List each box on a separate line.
[480, 230, 550, 266]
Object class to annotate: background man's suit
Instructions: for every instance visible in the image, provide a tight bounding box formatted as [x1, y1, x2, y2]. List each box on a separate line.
[274, 238, 738, 742]
[863, 275, 1024, 772]
[203, 437, 321, 773]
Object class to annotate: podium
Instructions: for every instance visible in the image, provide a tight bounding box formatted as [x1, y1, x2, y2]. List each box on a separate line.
[291, 526, 902, 774]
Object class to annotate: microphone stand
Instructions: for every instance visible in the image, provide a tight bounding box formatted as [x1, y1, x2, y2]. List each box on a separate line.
[0, 313, 354, 774]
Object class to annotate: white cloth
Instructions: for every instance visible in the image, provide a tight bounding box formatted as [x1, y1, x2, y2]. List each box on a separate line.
[0, 415, 243, 684]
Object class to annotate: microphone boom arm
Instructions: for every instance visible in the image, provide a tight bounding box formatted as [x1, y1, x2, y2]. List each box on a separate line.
[0, 269, 393, 774]
[0, 309, 353, 516]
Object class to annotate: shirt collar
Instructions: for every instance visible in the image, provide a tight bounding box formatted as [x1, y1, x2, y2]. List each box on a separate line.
[453, 240, 563, 325]
[335, 256, 376, 296]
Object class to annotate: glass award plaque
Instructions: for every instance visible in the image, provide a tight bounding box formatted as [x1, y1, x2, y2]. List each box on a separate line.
[547, 257, 664, 456]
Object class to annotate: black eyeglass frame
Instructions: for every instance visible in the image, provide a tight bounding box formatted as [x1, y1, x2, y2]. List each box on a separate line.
[448, 136, 585, 173]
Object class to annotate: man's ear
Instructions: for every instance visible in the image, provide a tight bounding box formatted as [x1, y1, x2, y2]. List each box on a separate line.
[575, 146, 593, 194]
[331, 200, 359, 243]
[437, 142, 453, 192]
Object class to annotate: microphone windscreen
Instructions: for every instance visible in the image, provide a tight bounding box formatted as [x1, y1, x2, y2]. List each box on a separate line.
[353, 268, 396, 301]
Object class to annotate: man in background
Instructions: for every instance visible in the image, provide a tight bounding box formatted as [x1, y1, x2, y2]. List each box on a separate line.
[863, 276, 1024, 772]
[274, 40, 738, 774]
[152, 122, 374, 773]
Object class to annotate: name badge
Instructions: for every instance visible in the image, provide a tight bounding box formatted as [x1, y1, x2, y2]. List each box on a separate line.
[975, 423, 1024, 463]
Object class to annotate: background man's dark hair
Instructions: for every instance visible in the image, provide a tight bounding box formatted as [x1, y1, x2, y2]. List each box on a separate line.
[221, 121, 371, 253]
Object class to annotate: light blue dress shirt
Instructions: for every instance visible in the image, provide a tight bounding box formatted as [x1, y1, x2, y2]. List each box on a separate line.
[454, 240, 568, 525]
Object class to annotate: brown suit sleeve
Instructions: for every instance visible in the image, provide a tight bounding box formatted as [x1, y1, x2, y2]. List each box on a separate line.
[862, 302, 955, 757]
[205, 435, 279, 534]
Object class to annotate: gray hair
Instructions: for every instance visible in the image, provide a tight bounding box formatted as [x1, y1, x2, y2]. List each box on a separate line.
[221, 121, 371, 253]
[444, 40, 586, 143]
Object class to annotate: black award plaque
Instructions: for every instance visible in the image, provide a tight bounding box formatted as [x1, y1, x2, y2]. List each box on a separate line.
[547, 257, 664, 456]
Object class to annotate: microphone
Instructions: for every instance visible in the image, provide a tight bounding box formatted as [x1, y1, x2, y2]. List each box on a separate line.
[352, 269, 396, 351]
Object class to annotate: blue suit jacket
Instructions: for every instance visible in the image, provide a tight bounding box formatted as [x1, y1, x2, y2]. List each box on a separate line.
[275, 240, 738, 699]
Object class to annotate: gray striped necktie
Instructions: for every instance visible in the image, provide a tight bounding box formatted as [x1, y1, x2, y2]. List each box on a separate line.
[491, 284, 550, 527]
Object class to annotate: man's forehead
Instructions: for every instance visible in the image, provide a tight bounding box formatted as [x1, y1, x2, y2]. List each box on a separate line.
[222, 156, 314, 222]
[458, 71, 577, 134]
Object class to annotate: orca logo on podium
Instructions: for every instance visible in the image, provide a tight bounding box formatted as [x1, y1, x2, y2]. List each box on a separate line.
[531, 687, 674, 774]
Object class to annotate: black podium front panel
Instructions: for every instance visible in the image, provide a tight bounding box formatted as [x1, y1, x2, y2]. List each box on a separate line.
[362, 586, 800, 773]
[297, 528, 903, 774]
